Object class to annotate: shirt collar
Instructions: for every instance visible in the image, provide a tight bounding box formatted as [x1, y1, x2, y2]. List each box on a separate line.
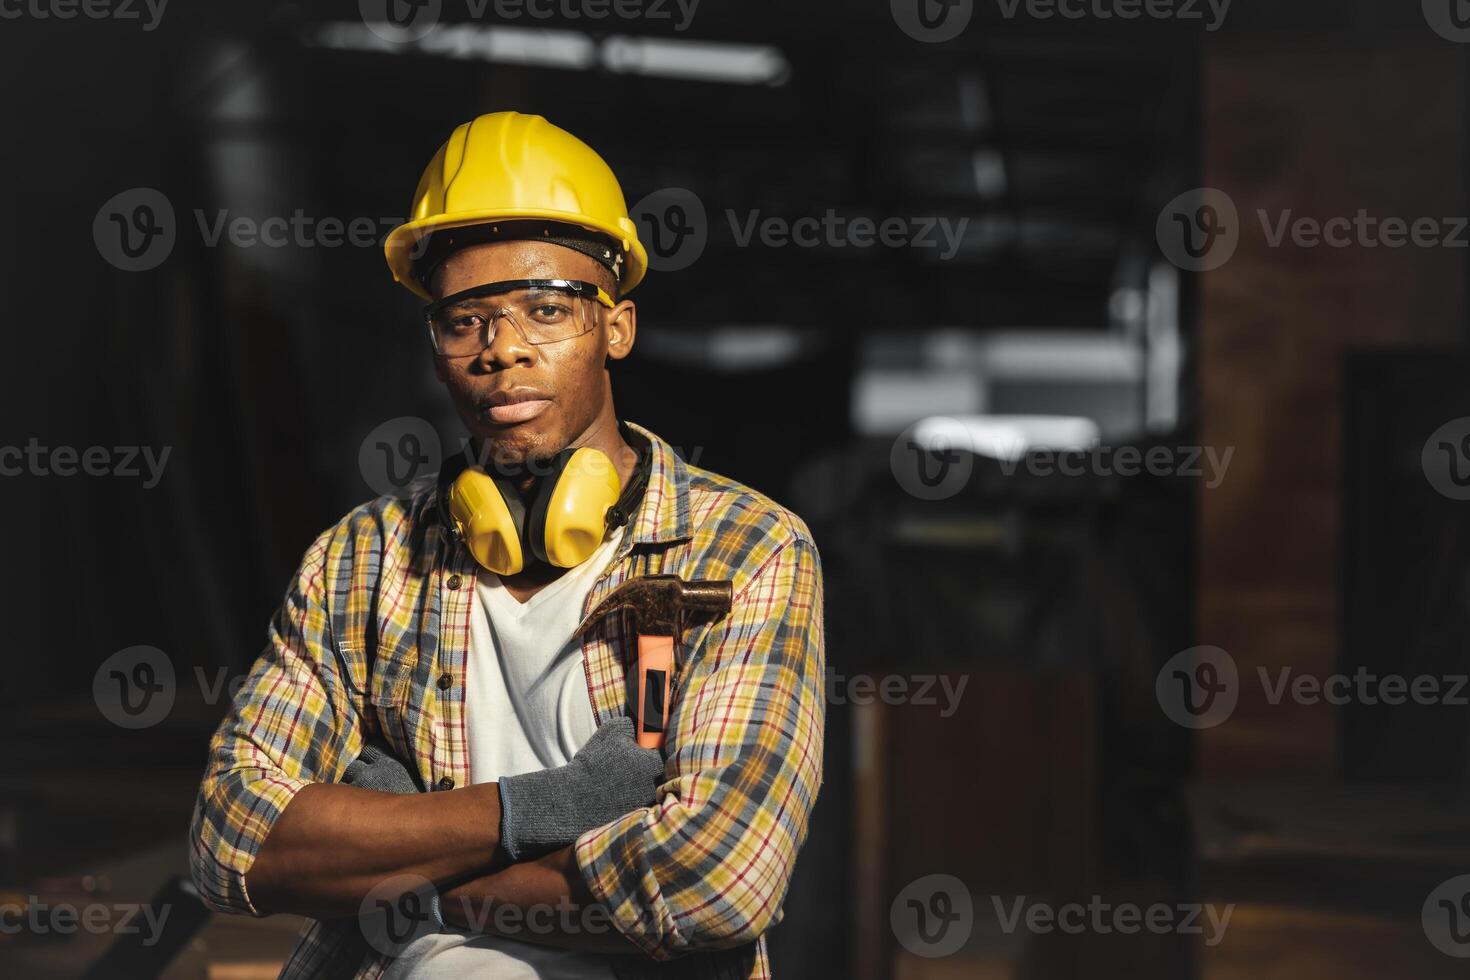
[621, 420, 691, 546]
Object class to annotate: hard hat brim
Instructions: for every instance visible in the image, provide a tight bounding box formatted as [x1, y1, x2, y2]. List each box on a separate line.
[385, 208, 649, 301]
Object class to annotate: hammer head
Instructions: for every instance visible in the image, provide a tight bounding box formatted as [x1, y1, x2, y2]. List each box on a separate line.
[577, 574, 733, 637]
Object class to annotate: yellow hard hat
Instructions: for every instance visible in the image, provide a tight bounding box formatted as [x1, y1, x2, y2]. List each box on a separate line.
[384, 112, 647, 300]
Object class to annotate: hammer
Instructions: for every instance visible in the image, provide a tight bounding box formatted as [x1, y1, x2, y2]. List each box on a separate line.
[576, 575, 733, 748]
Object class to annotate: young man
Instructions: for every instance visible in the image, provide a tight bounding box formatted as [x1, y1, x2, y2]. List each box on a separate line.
[188, 112, 826, 979]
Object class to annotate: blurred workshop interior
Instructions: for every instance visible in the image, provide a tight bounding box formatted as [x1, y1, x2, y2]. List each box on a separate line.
[2, 0, 1469, 977]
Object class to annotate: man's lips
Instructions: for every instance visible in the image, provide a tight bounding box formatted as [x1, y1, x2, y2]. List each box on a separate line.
[479, 388, 552, 424]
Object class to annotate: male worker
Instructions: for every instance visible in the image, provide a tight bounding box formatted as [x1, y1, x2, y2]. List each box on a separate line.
[188, 111, 826, 979]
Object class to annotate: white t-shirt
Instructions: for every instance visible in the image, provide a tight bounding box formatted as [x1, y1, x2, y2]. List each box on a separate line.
[380, 528, 624, 979]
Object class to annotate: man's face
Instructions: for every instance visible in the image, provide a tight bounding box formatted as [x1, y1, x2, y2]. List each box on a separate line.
[428, 239, 636, 468]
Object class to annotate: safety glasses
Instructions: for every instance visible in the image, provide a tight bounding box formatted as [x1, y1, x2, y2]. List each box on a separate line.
[423, 278, 616, 358]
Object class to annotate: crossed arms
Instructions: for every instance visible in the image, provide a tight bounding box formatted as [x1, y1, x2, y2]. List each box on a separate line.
[188, 520, 825, 960]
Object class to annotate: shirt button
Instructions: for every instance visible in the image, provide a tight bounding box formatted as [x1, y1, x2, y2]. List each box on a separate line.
[447, 575, 463, 590]
[437, 673, 454, 690]
[437, 776, 455, 791]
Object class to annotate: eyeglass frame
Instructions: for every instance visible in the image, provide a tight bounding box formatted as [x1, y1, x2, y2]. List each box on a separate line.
[422, 278, 618, 358]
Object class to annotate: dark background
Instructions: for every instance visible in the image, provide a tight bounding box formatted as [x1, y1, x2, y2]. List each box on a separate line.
[3, 0, 1470, 976]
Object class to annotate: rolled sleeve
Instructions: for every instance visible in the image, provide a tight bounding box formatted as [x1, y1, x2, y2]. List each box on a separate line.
[188, 530, 363, 915]
[575, 536, 826, 959]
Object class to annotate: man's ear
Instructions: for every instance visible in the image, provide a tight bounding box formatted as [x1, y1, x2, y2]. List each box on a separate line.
[605, 300, 636, 362]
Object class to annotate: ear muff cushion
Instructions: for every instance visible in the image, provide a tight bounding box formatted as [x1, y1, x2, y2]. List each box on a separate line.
[533, 446, 622, 568]
[448, 467, 526, 575]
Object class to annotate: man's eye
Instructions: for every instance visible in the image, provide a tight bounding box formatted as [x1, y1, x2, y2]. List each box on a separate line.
[529, 303, 571, 321]
[446, 314, 483, 334]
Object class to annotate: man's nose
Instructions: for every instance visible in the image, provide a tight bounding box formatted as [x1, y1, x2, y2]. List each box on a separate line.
[479, 313, 535, 368]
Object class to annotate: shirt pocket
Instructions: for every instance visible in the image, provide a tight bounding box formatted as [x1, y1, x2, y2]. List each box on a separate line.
[336, 638, 414, 748]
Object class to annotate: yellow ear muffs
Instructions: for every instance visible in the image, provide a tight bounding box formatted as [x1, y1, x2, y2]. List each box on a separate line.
[447, 467, 527, 576]
[528, 446, 622, 568]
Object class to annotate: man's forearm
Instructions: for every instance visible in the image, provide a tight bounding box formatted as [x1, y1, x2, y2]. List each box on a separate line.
[245, 782, 507, 919]
[439, 846, 645, 956]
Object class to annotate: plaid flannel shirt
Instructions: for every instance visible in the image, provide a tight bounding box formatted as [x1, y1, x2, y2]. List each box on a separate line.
[188, 421, 826, 980]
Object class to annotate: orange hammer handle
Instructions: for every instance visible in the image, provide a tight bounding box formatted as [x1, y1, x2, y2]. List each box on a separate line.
[635, 633, 675, 749]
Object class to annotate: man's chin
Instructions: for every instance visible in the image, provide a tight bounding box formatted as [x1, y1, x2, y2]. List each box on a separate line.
[467, 423, 562, 472]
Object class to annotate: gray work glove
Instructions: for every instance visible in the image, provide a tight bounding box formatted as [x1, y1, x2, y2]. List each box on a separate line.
[498, 717, 665, 862]
[342, 738, 423, 794]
